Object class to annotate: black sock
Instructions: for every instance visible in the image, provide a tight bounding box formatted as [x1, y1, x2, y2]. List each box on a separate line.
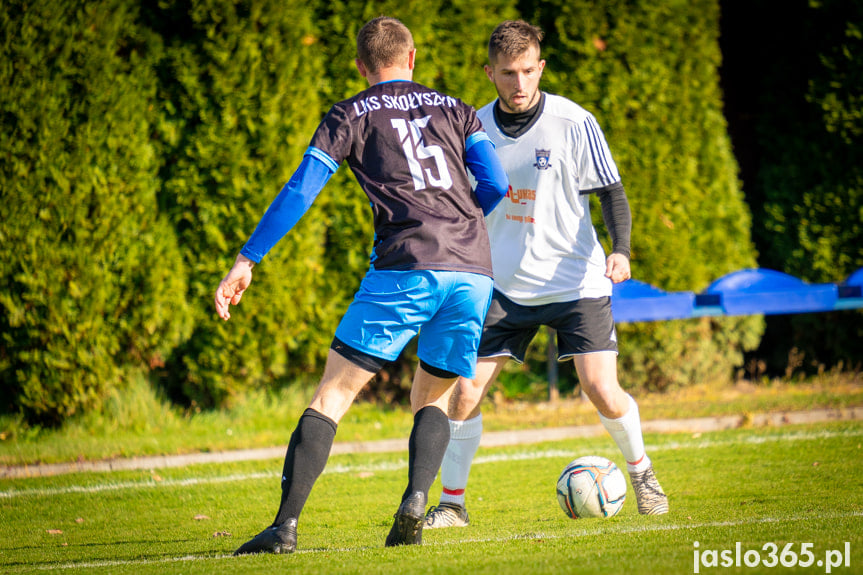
[400, 405, 450, 503]
[273, 408, 337, 526]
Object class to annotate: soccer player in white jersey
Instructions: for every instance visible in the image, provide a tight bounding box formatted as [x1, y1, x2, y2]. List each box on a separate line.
[425, 20, 668, 529]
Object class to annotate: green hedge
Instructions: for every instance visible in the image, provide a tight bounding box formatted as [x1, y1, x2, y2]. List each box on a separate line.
[0, 0, 191, 424]
[750, 0, 862, 371]
[141, 0, 335, 408]
[9, 0, 849, 424]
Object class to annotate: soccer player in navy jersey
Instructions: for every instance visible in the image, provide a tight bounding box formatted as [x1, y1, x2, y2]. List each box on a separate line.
[215, 17, 508, 554]
[424, 20, 668, 530]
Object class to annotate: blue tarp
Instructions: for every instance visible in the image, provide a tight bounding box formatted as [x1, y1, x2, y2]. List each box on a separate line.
[610, 280, 695, 322]
[611, 267, 863, 323]
[699, 269, 837, 316]
[836, 267, 863, 311]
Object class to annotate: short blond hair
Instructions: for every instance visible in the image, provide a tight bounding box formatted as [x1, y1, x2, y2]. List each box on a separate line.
[488, 20, 543, 64]
[357, 17, 415, 74]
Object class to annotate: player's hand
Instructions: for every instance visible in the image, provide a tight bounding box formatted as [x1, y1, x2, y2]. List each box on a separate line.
[605, 253, 631, 284]
[215, 254, 255, 321]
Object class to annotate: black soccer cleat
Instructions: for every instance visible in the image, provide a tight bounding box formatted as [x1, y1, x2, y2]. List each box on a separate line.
[233, 518, 298, 555]
[385, 491, 427, 547]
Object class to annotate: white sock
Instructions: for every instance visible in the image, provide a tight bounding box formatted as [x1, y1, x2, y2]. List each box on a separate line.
[599, 394, 651, 474]
[438, 414, 483, 507]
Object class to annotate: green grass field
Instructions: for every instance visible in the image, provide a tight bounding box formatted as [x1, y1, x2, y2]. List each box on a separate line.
[2, 420, 861, 574]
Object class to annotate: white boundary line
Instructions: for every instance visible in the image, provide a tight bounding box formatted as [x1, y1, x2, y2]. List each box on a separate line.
[18, 510, 863, 571]
[3, 427, 862, 500]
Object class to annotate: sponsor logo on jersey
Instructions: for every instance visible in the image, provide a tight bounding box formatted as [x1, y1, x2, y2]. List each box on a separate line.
[504, 185, 536, 223]
[534, 148, 552, 170]
[506, 185, 536, 205]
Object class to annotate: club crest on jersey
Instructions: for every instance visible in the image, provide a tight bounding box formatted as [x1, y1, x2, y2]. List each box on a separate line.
[534, 149, 552, 170]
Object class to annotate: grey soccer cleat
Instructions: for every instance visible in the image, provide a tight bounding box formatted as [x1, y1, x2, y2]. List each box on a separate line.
[629, 465, 669, 515]
[385, 491, 426, 547]
[424, 502, 470, 529]
[233, 518, 298, 555]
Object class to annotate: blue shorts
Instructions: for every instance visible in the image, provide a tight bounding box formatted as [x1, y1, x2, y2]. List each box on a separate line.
[334, 270, 494, 379]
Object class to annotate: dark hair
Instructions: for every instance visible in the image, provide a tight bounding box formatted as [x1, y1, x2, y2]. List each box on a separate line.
[488, 20, 543, 63]
[356, 17, 415, 73]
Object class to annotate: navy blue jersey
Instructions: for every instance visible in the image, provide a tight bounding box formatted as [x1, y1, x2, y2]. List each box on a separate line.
[309, 80, 494, 277]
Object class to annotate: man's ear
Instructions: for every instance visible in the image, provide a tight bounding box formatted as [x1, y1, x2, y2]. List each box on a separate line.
[484, 64, 494, 83]
[355, 58, 368, 78]
[407, 49, 416, 70]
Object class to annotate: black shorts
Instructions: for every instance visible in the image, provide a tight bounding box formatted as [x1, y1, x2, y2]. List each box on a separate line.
[477, 290, 618, 363]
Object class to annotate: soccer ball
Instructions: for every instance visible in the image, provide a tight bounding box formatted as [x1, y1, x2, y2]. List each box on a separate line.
[556, 455, 627, 519]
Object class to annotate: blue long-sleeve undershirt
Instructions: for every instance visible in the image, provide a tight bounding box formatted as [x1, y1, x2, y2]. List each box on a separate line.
[240, 151, 334, 263]
[466, 135, 508, 216]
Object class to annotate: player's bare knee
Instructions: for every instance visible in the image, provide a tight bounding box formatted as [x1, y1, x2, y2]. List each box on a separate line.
[448, 380, 485, 418]
[583, 382, 628, 418]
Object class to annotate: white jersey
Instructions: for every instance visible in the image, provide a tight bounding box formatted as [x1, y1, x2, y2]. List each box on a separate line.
[478, 93, 620, 306]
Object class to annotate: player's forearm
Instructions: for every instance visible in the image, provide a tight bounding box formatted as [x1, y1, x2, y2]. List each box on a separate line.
[233, 253, 255, 269]
[597, 182, 632, 259]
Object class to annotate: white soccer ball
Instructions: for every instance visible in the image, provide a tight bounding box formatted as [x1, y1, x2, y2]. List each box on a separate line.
[556, 455, 627, 519]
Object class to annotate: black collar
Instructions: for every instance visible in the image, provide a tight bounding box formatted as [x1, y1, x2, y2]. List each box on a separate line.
[493, 92, 545, 138]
